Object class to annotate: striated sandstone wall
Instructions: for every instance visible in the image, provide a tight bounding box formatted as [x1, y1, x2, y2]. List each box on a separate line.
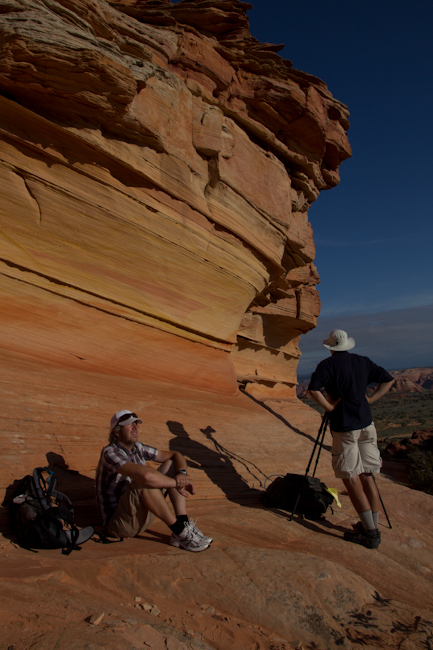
[0, 0, 351, 400]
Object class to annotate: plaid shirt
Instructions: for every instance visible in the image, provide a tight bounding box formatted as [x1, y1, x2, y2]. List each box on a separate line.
[96, 440, 158, 526]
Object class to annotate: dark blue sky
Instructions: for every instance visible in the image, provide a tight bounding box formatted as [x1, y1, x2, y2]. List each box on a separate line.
[245, 0, 433, 372]
[172, 0, 432, 371]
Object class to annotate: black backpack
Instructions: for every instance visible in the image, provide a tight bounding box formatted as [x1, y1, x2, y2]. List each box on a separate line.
[10, 467, 94, 554]
[261, 473, 334, 520]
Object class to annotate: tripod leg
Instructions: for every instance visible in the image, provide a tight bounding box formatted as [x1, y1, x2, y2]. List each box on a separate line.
[312, 413, 329, 478]
[305, 412, 329, 476]
[289, 413, 329, 521]
[372, 474, 392, 529]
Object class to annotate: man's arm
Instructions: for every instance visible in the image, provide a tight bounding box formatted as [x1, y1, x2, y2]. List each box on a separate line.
[117, 450, 195, 497]
[117, 452, 195, 497]
[154, 450, 188, 473]
[154, 450, 194, 494]
[308, 390, 341, 413]
[117, 462, 175, 488]
[366, 379, 395, 405]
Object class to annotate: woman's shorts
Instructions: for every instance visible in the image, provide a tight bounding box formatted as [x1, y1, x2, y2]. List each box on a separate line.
[331, 422, 382, 479]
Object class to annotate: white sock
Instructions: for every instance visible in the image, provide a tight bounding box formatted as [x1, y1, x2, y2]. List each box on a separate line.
[359, 510, 375, 531]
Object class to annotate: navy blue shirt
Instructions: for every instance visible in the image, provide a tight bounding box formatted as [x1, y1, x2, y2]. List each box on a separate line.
[308, 352, 393, 432]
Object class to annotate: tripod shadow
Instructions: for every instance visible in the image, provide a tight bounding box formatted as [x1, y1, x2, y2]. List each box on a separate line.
[291, 513, 348, 540]
[265, 506, 348, 541]
[167, 421, 265, 504]
[240, 387, 332, 452]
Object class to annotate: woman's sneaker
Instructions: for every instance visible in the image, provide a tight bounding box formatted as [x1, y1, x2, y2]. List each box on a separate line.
[169, 522, 210, 552]
[188, 518, 213, 545]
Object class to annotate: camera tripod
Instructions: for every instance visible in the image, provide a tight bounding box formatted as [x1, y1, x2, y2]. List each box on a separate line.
[289, 412, 329, 521]
[289, 411, 392, 528]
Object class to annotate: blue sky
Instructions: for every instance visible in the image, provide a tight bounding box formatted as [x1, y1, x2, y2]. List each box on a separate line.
[245, 0, 433, 373]
[296, 305, 433, 377]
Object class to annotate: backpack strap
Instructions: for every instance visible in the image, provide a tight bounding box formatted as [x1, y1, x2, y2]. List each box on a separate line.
[32, 468, 57, 510]
[51, 489, 72, 506]
[50, 489, 80, 554]
[62, 524, 80, 555]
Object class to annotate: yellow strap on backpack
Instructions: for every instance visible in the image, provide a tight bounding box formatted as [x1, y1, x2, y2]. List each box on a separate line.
[325, 487, 341, 508]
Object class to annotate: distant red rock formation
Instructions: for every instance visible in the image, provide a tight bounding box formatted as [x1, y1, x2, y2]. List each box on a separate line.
[382, 428, 433, 461]
[390, 367, 433, 391]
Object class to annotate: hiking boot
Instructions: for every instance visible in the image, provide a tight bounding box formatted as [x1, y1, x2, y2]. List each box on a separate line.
[344, 526, 381, 549]
[169, 522, 210, 552]
[352, 521, 381, 541]
[188, 518, 213, 545]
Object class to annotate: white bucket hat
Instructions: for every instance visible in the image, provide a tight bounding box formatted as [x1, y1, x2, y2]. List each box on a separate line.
[322, 329, 355, 351]
[110, 410, 142, 430]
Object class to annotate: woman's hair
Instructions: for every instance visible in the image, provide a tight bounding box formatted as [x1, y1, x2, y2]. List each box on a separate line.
[109, 424, 122, 444]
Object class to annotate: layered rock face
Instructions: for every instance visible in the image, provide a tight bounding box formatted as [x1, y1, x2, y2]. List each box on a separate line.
[0, 0, 350, 401]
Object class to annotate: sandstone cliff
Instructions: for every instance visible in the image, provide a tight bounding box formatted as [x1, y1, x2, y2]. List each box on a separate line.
[0, 0, 351, 403]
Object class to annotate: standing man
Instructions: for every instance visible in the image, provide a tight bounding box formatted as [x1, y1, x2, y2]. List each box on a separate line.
[96, 410, 212, 552]
[308, 330, 394, 549]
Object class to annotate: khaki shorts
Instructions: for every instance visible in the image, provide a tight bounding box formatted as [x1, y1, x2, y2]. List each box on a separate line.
[331, 422, 382, 479]
[106, 481, 156, 538]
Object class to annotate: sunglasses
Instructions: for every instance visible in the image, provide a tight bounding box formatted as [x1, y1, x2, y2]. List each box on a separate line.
[117, 412, 139, 424]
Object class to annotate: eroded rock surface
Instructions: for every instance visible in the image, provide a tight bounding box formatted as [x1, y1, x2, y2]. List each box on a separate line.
[0, 0, 351, 399]
[1, 339, 433, 650]
[383, 428, 433, 459]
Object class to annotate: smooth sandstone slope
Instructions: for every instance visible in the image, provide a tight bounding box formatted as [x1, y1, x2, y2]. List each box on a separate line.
[1, 2, 433, 650]
[1, 351, 433, 650]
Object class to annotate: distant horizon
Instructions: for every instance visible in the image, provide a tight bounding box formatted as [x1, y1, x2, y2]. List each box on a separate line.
[297, 364, 433, 382]
[296, 303, 433, 376]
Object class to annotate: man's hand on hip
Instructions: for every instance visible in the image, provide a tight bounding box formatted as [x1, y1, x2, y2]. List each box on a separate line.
[308, 390, 341, 413]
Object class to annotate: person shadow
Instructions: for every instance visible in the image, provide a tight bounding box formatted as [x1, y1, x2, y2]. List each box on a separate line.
[167, 421, 266, 505]
[0, 452, 101, 539]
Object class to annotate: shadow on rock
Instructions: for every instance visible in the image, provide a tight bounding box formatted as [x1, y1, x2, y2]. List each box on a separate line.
[167, 420, 265, 505]
[45, 452, 99, 528]
[263, 505, 347, 541]
[240, 387, 332, 452]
